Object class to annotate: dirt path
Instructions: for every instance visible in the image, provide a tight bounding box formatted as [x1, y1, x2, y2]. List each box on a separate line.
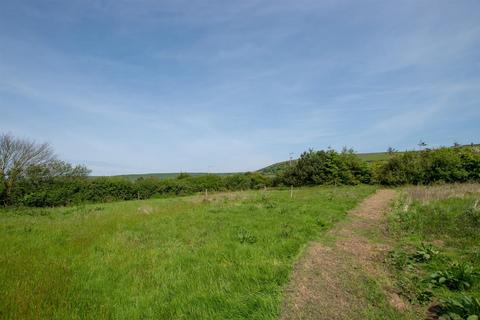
[281, 189, 411, 320]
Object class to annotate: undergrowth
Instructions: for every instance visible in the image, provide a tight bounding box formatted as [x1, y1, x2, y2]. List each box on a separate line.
[387, 184, 480, 319]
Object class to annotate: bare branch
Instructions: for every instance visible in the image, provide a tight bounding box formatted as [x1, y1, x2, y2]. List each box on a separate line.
[0, 133, 56, 204]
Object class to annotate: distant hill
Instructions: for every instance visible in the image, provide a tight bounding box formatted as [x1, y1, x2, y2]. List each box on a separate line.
[109, 144, 479, 180]
[113, 172, 237, 181]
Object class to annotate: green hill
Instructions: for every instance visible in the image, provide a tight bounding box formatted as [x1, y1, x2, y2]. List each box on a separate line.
[111, 144, 479, 180]
[257, 151, 395, 176]
[113, 172, 237, 181]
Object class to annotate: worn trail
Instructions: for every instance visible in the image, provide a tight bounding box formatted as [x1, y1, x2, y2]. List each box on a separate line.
[281, 189, 413, 320]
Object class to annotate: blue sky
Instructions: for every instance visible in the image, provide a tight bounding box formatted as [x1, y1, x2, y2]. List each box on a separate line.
[1, 0, 479, 175]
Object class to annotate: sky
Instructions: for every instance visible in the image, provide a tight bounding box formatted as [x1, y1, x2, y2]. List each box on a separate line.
[1, 0, 479, 175]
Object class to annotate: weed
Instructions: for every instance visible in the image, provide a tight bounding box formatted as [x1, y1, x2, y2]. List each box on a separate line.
[435, 295, 480, 320]
[430, 263, 479, 291]
[394, 273, 433, 304]
[388, 250, 414, 271]
[387, 184, 480, 316]
[236, 227, 257, 244]
[279, 223, 293, 238]
[412, 243, 439, 263]
[316, 216, 327, 227]
[459, 206, 480, 228]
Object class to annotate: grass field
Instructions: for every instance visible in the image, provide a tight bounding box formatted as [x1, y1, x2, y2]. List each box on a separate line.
[386, 184, 480, 318]
[0, 185, 375, 319]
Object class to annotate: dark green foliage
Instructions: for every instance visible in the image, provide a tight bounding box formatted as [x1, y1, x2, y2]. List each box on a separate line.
[413, 243, 439, 263]
[257, 151, 394, 176]
[280, 148, 371, 186]
[430, 263, 479, 291]
[5, 143, 480, 207]
[376, 147, 480, 185]
[236, 227, 257, 244]
[436, 295, 480, 320]
[8, 172, 273, 207]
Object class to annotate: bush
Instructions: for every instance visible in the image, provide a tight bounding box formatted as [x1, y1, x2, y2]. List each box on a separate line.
[280, 148, 371, 186]
[376, 147, 480, 185]
[429, 263, 479, 291]
[10, 172, 274, 207]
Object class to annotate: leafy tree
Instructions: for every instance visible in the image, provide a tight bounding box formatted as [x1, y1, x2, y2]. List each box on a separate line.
[281, 148, 371, 186]
[176, 172, 192, 180]
[387, 147, 396, 154]
[376, 146, 479, 185]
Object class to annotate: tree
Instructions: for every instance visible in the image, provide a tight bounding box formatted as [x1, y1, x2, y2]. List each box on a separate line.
[0, 133, 55, 205]
[387, 147, 396, 155]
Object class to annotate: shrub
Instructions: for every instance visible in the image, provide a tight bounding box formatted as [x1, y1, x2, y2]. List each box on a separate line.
[429, 263, 479, 291]
[281, 148, 371, 186]
[10, 173, 274, 207]
[377, 147, 480, 185]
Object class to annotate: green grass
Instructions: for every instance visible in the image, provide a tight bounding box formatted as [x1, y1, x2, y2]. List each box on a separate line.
[386, 184, 480, 316]
[0, 185, 376, 319]
[357, 152, 396, 162]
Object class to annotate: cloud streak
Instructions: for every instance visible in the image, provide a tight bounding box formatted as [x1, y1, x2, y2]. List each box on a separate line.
[1, 0, 479, 175]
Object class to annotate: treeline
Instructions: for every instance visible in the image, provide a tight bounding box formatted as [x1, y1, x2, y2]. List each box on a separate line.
[374, 146, 480, 185]
[13, 173, 271, 207]
[279, 146, 480, 187]
[2, 132, 479, 207]
[0, 133, 269, 207]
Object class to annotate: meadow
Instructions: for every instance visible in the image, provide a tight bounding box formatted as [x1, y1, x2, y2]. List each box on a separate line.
[0, 185, 375, 319]
[386, 184, 480, 318]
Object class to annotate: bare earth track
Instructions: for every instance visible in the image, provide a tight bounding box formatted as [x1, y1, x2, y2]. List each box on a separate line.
[281, 189, 415, 320]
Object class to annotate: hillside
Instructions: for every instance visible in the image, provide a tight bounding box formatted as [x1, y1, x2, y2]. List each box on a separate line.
[257, 151, 395, 176]
[113, 172, 237, 181]
[112, 145, 479, 180]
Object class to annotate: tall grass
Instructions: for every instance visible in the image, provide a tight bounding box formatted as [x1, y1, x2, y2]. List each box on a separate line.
[387, 184, 480, 317]
[390, 184, 480, 246]
[0, 185, 375, 319]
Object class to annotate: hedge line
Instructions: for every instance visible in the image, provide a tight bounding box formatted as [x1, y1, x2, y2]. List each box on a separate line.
[3, 146, 479, 207]
[8, 173, 272, 207]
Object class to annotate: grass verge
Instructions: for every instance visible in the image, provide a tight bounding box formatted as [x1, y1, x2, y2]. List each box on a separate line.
[386, 184, 480, 319]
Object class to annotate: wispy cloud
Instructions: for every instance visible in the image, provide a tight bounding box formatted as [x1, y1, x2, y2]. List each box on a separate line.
[1, 0, 479, 174]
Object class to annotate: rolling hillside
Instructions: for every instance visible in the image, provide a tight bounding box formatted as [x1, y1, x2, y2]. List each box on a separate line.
[112, 144, 479, 180]
[113, 172, 237, 181]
